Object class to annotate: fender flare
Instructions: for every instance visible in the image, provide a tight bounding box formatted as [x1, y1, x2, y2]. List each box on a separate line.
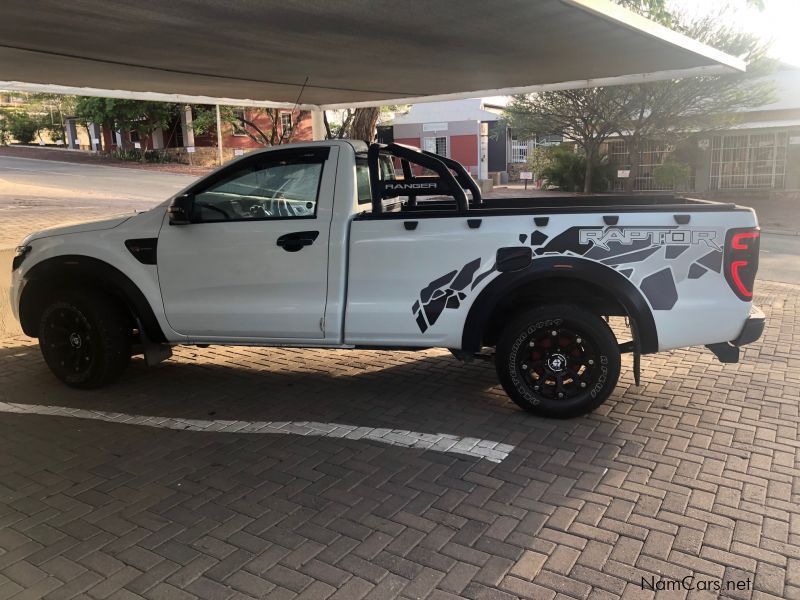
[19, 255, 166, 342]
[461, 256, 658, 353]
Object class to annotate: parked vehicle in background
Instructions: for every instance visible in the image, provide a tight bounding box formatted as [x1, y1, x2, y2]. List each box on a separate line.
[11, 140, 764, 418]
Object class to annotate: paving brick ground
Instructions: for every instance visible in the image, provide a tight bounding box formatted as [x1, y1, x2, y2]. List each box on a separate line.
[2, 153, 799, 599]
[0, 279, 797, 600]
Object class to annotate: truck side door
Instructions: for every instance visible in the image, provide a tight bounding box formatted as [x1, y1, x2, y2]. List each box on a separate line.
[157, 146, 337, 340]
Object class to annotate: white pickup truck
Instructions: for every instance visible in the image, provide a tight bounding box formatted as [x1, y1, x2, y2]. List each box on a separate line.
[10, 140, 764, 418]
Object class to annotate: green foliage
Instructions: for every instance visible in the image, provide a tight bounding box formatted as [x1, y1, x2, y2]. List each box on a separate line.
[540, 146, 584, 192]
[192, 106, 302, 146]
[75, 98, 177, 134]
[6, 111, 40, 144]
[112, 148, 175, 163]
[0, 110, 10, 145]
[38, 120, 65, 144]
[540, 145, 616, 193]
[75, 98, 177, 158]
[112, 148, 143, 162]
[190, 106, 219, 137]
[615, 0, 672, 25]
[525, 146, 553, 179]
[653, 161, 691, 189]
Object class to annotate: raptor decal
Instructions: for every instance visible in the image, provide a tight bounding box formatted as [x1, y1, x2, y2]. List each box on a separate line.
[412, 225, 723, 332]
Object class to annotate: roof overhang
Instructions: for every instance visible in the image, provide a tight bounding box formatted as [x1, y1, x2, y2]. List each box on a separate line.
[0, 0, 745, 110]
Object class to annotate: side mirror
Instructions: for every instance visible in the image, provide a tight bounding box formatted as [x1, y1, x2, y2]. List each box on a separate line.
[168, 194, 193, 225]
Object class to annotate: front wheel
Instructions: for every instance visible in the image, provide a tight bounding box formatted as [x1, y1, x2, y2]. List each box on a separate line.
[495, 305, 621, 418]
[38, 290, 131, 389]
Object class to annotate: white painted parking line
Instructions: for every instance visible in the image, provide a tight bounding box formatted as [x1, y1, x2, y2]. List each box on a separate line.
[0, 402, 515, 463]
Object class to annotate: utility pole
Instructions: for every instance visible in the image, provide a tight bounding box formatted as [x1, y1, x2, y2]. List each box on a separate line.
[215, 104, 224, 166]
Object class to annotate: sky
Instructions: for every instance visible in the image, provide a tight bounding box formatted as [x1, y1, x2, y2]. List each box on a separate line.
[669, 0, 800, 66]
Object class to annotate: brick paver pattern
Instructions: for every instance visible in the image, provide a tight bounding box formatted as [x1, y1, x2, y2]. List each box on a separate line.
[0, 279, 797, 600]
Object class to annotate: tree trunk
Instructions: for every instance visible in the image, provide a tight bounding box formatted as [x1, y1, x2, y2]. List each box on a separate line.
[583, 146, 594, 194]
[624, 137, 640, 193]
[347, 107, 380, 141]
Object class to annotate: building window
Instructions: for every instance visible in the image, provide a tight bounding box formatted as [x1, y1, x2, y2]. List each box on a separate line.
[232, 109, 248, 136]
[607, 139, 674, 192]
[423, 136, 448, 157]
[709, 131, 787, 190]
[280, 112, 293, 135]
[509, 135, 562, 163]
[510, 139, 534, 164]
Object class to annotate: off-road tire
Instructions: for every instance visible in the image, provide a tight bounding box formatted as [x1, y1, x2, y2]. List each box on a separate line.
[495, 304, 621, 418]
[38, 290, 131, 389]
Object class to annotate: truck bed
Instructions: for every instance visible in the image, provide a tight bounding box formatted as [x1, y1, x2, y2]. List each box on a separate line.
[359, 194, 745, 219]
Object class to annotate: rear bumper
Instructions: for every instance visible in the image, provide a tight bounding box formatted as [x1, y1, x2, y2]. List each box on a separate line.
[705, 305, 765, 363]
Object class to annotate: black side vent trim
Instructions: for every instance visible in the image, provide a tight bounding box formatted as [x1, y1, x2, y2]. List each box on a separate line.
[404, 221, 418, 231]
[534, 217, 549, 226]
[467, 219, 482, 229]
[603, 215, 619, 225]
[125, 238, 158, 265]
[674, 214, 691, 224]
[496, 247, 533, 272]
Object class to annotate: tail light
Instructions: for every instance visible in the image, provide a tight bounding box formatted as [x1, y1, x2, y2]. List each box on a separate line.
[724, 227, 760, 301]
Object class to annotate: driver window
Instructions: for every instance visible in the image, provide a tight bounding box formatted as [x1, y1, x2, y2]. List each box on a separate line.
[191, 159, 323, 222]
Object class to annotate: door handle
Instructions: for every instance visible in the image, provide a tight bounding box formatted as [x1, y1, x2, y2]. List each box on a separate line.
[277, 231, 319, 252]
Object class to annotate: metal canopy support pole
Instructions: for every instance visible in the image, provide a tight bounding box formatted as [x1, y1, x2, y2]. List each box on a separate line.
[311, 109, 325, 141]
[215, 104, 224, 166]
[180, 105, 195, 148]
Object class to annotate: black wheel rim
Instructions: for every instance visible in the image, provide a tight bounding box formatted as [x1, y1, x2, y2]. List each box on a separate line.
[516, 323, 601, 402]
[43, 307, 94, 378]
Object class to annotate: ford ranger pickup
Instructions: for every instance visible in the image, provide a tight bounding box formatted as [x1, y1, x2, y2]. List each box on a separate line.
[10, 140, 764, 418]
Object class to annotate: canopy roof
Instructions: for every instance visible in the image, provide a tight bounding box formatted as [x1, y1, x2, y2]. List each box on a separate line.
[0, 0, 744, 109]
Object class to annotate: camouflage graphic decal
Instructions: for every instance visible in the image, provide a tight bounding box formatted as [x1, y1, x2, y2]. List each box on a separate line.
[412, 225, 722, 332]
[412, 258, 483, 332]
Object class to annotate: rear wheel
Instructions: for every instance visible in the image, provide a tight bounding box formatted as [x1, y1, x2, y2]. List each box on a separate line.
[495, 305, 620, 418]
[38, 290, 131, 389]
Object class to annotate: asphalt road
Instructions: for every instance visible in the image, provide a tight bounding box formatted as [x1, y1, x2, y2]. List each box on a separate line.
[0, 154, 197, 201]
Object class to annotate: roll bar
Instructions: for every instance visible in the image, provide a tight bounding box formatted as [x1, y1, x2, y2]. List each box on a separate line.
[367, 143, 481, 215]
[420, 150, 483, 207]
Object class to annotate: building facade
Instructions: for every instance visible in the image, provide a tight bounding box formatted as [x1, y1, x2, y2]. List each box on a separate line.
[383, 99, 561, 182]
[605, 65, 800, 193]
[385, 99, 503, 179]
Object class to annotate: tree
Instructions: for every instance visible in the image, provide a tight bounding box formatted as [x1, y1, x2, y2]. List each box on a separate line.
[323, 106, 401, 141]
[4, 111, 40, 144]
[0, 112, 9, 145]
[74, 98, 177, 158]
[505, 89, 628, 193]
[537, 144, 617, 192]
[24, 93, 78, 144]
[653, 160, 691, 190]
[504, 0, 774, 193]
[609, 8, 775, 191]
[525, 146, 553, 181]
[192, 106, 307, 147]
[615, 0, 672, 25]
